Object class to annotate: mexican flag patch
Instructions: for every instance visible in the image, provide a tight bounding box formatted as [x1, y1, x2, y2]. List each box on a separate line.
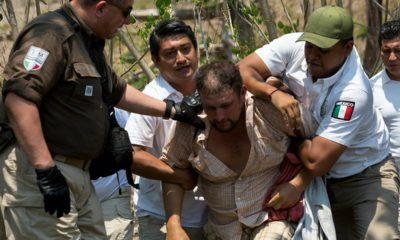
[23, 45, 49, 71]
[331, 101, 355, 121]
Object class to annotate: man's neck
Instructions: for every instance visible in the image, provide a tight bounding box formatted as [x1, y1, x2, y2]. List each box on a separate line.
[386, 69, 400, 81]
[70, 1, 96, 33]
[165, 76, 196, 96]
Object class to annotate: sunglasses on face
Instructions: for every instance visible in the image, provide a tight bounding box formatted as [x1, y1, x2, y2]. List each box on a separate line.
[107, 1, 132, 18]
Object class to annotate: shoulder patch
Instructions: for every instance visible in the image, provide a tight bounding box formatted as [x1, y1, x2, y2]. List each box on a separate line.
[331, 101, 355, 121]
[23, 46, 49, 71]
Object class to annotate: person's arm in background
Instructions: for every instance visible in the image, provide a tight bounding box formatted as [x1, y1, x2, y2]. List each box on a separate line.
[238, 53, 301, 129]
[159, 121, 198, 239]
[162, 182, 189, 240]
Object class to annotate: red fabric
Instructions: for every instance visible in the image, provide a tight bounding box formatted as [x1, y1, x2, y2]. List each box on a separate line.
[264, 148, 304, 222]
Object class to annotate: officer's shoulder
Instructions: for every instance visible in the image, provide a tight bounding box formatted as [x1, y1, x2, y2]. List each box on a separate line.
[25, 11, 75, 41]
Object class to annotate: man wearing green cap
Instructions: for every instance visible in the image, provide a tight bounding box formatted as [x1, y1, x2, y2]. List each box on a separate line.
[239, 5, 399, 239]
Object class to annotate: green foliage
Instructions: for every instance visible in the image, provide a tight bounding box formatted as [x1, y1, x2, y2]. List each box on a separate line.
[136, 0, 174, 43]
[156, 0, 172, 19]
[241, 2, 263, 25]
[276, 18, 299, 34]
[137, 15, 157, 42]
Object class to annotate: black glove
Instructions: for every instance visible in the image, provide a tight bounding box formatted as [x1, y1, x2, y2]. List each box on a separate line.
[171, 91, 205, 130]
[182, 91, 203, 114]
[35, 166, 70, 218]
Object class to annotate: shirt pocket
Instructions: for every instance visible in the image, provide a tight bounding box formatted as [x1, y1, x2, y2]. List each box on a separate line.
[68, 62, 102, 107]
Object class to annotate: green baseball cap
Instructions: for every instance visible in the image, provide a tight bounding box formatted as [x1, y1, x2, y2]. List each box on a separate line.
[297, 5, 353, 49]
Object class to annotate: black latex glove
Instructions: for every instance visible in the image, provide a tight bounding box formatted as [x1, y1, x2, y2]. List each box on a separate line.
[173, 91, 205, 130]
[35, 166, 71, 218]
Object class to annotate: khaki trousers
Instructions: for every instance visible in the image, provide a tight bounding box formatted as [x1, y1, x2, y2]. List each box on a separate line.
[101, 185, 133, 240]
[327, 156, 400, 240]
[0, 143, 107, 239]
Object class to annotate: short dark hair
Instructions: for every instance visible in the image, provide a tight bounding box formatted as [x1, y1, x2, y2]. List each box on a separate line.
[149, 19, 197, 61]
[196, 61, 242, 96]
[379, 20, 400, 46]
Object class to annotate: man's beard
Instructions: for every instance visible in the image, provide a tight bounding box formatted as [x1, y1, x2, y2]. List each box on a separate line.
[210, 118, 240, 133]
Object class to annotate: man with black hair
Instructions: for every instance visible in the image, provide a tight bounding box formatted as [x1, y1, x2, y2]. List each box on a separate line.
[371, 19, 400, 229]
[125, 19, 207, 240]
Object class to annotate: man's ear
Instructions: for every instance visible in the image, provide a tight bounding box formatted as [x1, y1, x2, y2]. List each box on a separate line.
[95, 0, 107, 17]
[240, 85, 247, 99]
[344, 40, 354, 56]
[151, 55, 159, 68]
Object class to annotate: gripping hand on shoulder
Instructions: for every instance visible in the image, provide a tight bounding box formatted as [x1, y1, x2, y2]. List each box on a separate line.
[172, 91, 205, 130]
[35, 166, 71, 218]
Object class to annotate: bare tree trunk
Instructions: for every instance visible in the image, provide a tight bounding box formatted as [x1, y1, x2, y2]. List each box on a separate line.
[301, 0, 311, 26]
[321, 0, 327, 5]
[347, 0, 353, 18]
[35, 0, 41, 16]
[257, 0, 277, 40]
[0, 0, 3, 22]
[228, 0, 255, 54]
[4, 0, 18, 40]
[336, 0, 343, 7]
[363, 0, 382, 76]
[24, 0, 31, 25]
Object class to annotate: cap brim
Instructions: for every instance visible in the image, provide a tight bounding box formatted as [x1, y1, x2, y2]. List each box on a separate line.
[296, 32, 340, 49]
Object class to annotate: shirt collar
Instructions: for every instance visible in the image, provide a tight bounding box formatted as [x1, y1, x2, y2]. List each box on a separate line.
[382, 69, 394, 85]
[154, 75, 183, 100]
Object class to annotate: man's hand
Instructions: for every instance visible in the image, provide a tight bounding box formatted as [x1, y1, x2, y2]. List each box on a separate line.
[172, 92, 205, 130]
[166, 226, 190, 240]
[265, 182, 302, 210]
[174, 167, 198, 190]
[266, 77, 301, 130]
[166, 218, 190, 240]
[35, 166, 70, 218]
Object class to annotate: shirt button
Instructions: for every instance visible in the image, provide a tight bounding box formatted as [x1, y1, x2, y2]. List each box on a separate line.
[237, 197, 241, 200]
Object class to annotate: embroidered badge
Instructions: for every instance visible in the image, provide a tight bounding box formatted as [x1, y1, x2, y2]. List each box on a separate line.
[23, 46, 49, 71]
[331, 101, 355, 121]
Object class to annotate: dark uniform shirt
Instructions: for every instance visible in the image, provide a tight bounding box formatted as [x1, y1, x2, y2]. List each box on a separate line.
[2, 3, 127, 159]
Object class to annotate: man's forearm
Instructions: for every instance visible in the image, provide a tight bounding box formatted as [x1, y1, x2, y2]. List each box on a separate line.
[162, 182, 184, 225]
[4, 93, 54, 169]
[293, 137, 345, 176]
[290, 168, 313, 194]
[132, 149, 175, 180]
[117, 85, 166, 118]
[132, 148, 196, 188]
